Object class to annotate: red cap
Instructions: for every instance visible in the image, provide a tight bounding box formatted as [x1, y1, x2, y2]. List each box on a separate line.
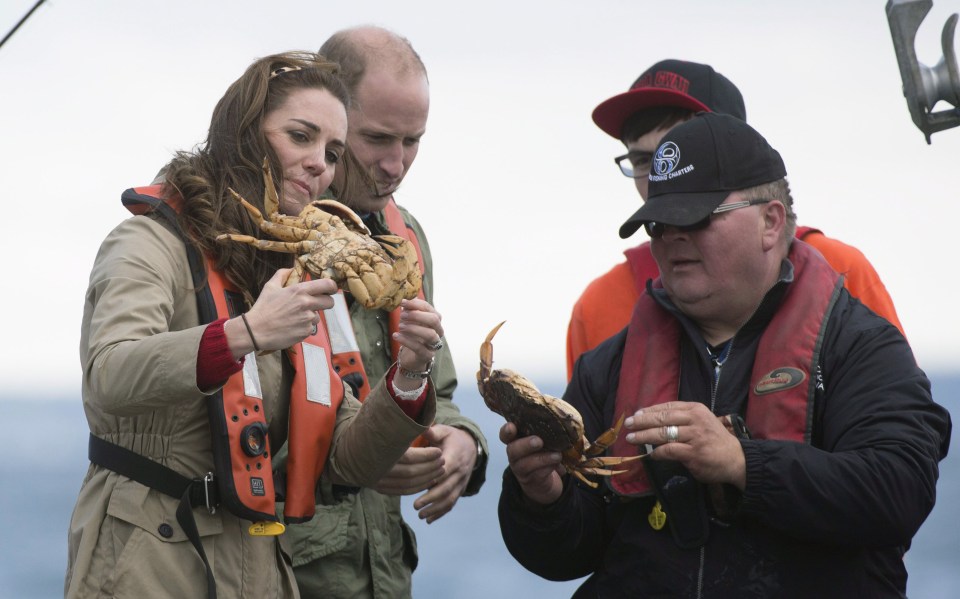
[592, 59, 746, 139]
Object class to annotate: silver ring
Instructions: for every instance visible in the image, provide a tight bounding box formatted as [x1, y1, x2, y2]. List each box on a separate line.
[426, 337, 444, 352]
[310, 323, 318, 336]
[664, 425, 679, 443]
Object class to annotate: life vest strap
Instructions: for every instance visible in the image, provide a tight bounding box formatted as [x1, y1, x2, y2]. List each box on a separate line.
[89, 434, 219, 599]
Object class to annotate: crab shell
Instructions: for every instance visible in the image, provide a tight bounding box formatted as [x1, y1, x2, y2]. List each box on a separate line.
[216, 158, 421, 311]
[477, 321, 641, 488]
[479, 368, 586, 454]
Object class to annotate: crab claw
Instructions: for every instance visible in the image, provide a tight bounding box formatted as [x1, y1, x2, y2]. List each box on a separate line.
[478, 321, 507, 383]
[311, 199, 369, 233]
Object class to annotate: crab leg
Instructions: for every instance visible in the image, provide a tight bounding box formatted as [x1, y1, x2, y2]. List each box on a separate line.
[216, 234, 320, 255]
[567, 459, 642, 488]
[584, 413, 630, 457]
[570, 470, 600, 488]
[226, 189, 326, 243]
[580, 455, 643, 467]
[284, 259, 307, 287]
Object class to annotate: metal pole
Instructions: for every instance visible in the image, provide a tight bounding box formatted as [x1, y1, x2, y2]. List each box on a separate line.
[0, 0, 48, 51]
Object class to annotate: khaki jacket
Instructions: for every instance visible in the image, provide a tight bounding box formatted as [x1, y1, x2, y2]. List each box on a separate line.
[282, 204, 488, 599]
[66, 213, 434, 599]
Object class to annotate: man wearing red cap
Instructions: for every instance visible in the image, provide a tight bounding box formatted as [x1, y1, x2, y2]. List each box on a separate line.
[565, 59, 904, 379]
[498, 112, 950, 597]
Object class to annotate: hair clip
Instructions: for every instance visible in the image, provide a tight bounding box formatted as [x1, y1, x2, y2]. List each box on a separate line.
[270, 66, 303, 79]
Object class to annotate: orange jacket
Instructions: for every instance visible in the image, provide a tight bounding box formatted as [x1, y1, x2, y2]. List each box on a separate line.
[565, 227, 904, 379]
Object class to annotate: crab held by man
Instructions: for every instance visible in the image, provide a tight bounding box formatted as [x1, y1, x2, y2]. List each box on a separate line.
[217, 159, 421, 311]
[477, 321, 641, 488]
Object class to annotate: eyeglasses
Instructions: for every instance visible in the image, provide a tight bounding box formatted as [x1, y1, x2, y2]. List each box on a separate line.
[614, 151, 653, 178]
[644, 199, 771, 239]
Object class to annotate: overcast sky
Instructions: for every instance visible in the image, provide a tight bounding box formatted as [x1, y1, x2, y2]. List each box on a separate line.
[1, 0, 958, 399]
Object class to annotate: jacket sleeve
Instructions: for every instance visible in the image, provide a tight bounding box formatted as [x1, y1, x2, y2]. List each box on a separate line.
[326, 377, 437, 487]
[499, 470, 606, 581]
[81, 216, 209, 415]
[738, 297, 951, 547]
[400, 205, 489, 495]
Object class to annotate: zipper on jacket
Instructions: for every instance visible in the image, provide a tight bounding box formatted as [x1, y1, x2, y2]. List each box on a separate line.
[697, 545, 706, 598]
[708, 337, 735, 413]
[700, 337, 734, 599]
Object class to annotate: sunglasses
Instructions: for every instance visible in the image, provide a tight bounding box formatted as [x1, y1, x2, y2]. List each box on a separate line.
[644, 199, 771, 239]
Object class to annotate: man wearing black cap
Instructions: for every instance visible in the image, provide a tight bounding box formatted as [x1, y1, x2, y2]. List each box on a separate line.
[565, 59, 904, 379]
[498, 113, 950, 596]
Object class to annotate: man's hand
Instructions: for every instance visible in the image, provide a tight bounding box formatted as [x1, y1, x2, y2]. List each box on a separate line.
[413, 425, 477, 523]
[624, 402, 747, 490]
[372, 436, 444, 497]
[373, 425, 478, 523]
[501, 422, 565, 506]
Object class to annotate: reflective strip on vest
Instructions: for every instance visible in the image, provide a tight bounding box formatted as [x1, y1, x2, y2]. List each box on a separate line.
[324, 293, 361, 354]
[241, 352, 263, 400]
[303, 342, 332, 406]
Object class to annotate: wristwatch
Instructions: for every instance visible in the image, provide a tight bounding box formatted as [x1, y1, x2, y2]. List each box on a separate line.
[472, 435, 485, 471]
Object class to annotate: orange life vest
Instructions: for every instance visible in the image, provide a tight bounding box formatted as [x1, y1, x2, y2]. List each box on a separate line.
[118, 185, 344, 524]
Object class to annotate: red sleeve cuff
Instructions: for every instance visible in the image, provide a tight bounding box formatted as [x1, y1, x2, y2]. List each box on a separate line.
[385, 363, 428, 419]
[197, 318, 244, 391]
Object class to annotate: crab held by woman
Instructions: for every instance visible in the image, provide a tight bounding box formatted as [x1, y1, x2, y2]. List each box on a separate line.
[476, 321, 641, 488]
[217, 159, 421, 311]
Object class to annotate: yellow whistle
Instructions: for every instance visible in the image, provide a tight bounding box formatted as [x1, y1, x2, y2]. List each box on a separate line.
[249, 521, 286, 536]
[648, 500, 667, 531]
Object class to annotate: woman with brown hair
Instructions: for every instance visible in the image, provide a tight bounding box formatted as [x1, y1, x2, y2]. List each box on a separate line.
[66, 51, 444, 598]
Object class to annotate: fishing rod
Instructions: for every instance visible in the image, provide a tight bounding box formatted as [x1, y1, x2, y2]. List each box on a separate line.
[0, 0, 47, 51]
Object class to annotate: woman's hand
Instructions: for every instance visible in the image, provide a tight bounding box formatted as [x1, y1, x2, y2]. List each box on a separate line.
[225, 268, 337, 358]
[392, 298, 445, 392]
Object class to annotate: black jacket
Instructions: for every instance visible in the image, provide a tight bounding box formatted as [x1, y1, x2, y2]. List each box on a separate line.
[499, 267, 951, 598]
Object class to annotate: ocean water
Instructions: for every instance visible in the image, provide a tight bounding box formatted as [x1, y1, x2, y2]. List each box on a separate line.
[5, 373, 958, 598]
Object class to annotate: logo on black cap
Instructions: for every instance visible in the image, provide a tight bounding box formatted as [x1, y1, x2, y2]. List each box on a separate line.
[653, 142, 680, 177]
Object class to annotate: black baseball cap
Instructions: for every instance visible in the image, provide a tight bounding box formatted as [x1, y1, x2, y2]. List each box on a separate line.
[618, 112, 786, 239]
[592, 59, 746, 140]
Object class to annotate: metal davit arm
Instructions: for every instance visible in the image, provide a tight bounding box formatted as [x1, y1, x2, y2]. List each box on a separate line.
[886, 0, 960, 143]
